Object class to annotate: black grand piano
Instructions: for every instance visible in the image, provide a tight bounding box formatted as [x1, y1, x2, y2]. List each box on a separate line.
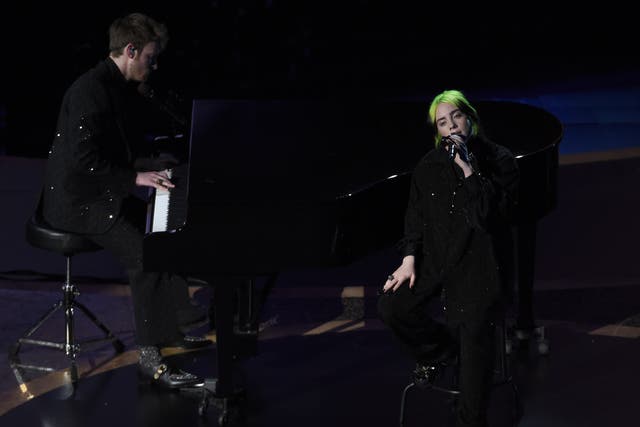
[476, 101, 563, 346]
[143, 98, 562, 416]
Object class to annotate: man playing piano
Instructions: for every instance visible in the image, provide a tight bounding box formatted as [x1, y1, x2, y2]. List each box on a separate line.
[378, 89, 519, 426]
[40, 12, 209, 389]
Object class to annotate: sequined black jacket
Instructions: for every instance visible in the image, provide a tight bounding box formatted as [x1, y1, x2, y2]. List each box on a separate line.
[400, 136, 519, 321]
[42, 59, 140, 234]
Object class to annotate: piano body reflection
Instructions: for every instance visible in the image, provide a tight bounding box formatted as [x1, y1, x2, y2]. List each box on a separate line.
[143, 99, 562, 405]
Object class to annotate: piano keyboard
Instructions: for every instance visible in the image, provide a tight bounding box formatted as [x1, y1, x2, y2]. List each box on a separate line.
[150, 169, 172, 232]
[146, 164, 189, 233]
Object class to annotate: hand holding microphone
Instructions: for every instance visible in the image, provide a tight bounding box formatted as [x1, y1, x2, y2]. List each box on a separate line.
[443, 134, 467, 159]
[445, 134, 472, 160]
[443, 134, 474, 177]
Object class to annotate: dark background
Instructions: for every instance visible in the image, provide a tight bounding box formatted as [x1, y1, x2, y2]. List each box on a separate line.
[1, 0, 638, 158]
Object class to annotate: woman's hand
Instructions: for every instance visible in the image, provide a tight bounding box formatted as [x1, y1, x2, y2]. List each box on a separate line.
[135, 170, 175, 191]
[448, 134, 473, 177]
[383, 255, 416, 293]
[454, 153, 474, 178]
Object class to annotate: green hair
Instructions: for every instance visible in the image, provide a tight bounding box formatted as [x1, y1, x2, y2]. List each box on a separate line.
[427, 89, 479, 147]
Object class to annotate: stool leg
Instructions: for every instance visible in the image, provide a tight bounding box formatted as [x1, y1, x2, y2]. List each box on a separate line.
[63, 257, 78, 359]
[63, 255, 124, 354]
[8, 254, 125, 389]
[70, 360, 78, 385]
[510, 381, 523, 426]
[497, 320, 508, 383]
[399, 382, 415, 426]
[11, 301, 65, 353]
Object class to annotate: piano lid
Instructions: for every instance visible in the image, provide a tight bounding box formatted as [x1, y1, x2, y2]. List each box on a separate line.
[183, 98, 563, 223]
[474, 101, 564, 222]
[185, 99, 430, 204]
[186, 100, 562, 185]
[475, 101, 563, 158]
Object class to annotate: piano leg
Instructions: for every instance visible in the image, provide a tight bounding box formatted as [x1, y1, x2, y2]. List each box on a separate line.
[237, 273, 278, 334]
[213, 278, 236, 397]
[181, 276, 258, 423]
[198, 275, 279, 421]
[515, 221, 536, 331]
[234, 278, 260, 360]
[201, 276, 247, 424]
[236, 279, 255, 333]
[513, 221, 550, 355]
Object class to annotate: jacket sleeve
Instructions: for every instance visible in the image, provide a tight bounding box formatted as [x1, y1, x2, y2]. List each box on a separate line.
[397, 168, 424, 257]
[461, 144, 520, 231]
[65, 79, 136, 198]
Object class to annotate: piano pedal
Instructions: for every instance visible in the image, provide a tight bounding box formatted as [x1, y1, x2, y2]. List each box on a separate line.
[234, 322, 258, 335]
[233, 323, 259, 360]
[180, 378, 246, 425]
[511, 325, 549, 356]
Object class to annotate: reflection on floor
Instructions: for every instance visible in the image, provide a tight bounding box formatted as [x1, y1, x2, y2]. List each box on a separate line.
[2, 269, 640, 426]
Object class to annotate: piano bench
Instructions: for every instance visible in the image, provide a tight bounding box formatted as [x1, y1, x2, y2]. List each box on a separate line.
[8, 212, 125, 387]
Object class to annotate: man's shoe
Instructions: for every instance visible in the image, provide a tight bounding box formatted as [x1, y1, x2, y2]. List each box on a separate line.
[413, 363, 440, 388]
[138, 363, 204, 389]
[165, 335, 213, 350]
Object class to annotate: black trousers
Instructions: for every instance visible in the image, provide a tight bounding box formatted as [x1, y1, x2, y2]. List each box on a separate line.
[85, 197, 188, 346]
[378, 284, 496, 427]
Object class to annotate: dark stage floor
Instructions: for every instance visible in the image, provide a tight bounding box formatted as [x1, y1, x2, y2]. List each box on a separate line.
[1, 279, 640, 427]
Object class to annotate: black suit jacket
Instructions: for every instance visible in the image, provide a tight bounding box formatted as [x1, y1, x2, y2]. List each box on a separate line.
[42, 58, 139, 234]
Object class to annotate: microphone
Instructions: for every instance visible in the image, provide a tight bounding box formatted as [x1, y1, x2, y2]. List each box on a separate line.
[443, 136, 457, 160]
[448, 140, 457, 160]
[444, 134, 472, 162]
[137, 83, 188, 128]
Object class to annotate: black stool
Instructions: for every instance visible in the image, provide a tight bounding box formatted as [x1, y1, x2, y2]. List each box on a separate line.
[399, 317, 522, 426]
[8, 210, 125, 388]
